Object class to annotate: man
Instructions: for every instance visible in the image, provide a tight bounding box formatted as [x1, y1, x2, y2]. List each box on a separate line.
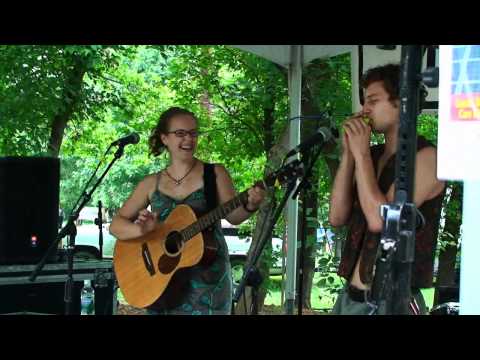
[329, 63, 446, 315]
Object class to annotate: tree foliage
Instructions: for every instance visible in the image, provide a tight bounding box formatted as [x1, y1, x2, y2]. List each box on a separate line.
[0, 45, 135, 156]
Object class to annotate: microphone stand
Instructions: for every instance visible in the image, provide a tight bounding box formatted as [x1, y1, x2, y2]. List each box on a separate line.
[294, 145, 322, 315]
[232, 160, 304, 314]
[29, 144, 127, 315]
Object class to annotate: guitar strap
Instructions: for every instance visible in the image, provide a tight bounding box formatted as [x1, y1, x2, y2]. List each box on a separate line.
[203, 163, 218, 211]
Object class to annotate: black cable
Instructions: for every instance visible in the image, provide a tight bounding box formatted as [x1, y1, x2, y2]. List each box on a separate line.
[289, 113, 331, 122]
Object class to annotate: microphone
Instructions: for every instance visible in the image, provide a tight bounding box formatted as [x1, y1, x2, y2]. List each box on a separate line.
[285, 127, 338, 158]
[111, 133, 140, 147]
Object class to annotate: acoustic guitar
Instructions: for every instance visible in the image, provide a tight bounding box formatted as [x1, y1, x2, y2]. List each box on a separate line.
[113, 161, 303, 308]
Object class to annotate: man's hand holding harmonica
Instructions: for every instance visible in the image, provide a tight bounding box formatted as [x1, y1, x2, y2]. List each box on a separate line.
[342, 113, 373, 160]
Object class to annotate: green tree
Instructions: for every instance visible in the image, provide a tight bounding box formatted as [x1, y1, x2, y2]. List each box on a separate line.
[434, 182, 462, 306]
[58, 45, 175, 213]
[297, 54, 351, 309]
[0, 45, 135, 157]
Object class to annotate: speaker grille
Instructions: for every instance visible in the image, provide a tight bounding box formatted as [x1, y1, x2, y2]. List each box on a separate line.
[0, 157, 60, 264]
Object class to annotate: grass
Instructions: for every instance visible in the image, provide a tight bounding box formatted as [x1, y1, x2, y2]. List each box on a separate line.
[264, 274, 436, 313]
[117, 277, 436, 314]
[264, 273, 341, 311]
[421, 288, 435, 311]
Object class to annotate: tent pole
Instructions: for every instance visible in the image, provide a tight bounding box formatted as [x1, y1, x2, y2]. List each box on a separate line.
[285, 45, 303, 315]
[459, 180, 480, 314]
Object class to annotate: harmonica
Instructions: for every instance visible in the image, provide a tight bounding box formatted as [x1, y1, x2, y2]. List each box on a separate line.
[345, 113, 372, 125]
[362, 116, 372, 125]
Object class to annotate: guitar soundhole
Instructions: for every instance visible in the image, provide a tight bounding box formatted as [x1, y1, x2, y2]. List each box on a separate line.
[164, 231, 184, 256]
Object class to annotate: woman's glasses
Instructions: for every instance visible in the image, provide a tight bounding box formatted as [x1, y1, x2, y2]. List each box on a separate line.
[167, 129, 200, 138]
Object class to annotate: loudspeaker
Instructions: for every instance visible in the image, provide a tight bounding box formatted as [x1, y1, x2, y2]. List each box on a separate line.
[0, 157, 60, 264]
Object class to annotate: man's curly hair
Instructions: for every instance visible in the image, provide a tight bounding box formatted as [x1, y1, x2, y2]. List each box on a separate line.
[360, 63, 400, 105]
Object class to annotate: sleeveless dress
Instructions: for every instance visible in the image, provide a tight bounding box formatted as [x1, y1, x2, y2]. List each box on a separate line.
[146, 174, 232, 315]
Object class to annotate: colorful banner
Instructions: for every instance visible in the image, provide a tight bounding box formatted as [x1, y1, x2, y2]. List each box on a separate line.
[451, 93, 480, 121]
[450, 45, 480, 122]
[438, 45, 480, 180]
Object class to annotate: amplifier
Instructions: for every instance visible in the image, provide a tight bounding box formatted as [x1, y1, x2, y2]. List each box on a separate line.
[0, 259, 117, 315]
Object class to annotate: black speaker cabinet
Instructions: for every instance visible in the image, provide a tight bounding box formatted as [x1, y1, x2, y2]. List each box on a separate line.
[0, 157, 60, 265]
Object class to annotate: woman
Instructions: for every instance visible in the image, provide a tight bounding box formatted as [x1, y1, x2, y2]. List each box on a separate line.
[110, 106, 265, 314]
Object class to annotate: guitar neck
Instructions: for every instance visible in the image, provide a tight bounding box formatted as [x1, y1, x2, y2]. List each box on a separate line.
[179, 160, 303, 243]
[181, 188, 257, 241]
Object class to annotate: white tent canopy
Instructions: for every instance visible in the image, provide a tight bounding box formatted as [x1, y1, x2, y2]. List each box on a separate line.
[233, 45, 353, 68]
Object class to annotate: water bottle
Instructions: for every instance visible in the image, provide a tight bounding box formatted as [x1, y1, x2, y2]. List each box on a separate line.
[80, 279, 95, 315]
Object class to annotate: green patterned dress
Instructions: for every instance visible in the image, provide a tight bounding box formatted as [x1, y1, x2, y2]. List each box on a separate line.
[146, 175, 232, 315]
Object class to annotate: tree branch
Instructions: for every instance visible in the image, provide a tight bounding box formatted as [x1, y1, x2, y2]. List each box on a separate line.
[208, 79, 264, 148]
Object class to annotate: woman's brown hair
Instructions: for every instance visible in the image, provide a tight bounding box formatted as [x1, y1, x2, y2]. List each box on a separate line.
[148, 106, 198, 157]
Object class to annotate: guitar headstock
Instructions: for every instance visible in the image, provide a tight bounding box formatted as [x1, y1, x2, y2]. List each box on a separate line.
[263, 160, 304, 188]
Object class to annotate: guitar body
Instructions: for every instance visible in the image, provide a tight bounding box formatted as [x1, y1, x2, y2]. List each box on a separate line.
[113, 204, 216, 308]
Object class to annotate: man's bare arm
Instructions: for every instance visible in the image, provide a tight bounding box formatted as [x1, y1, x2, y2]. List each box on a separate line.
[355, 146, 445, 233]
[329, 152, 356, 227]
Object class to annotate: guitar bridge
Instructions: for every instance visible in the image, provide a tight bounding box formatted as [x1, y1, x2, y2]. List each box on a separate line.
[141, 243, 156, 276]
